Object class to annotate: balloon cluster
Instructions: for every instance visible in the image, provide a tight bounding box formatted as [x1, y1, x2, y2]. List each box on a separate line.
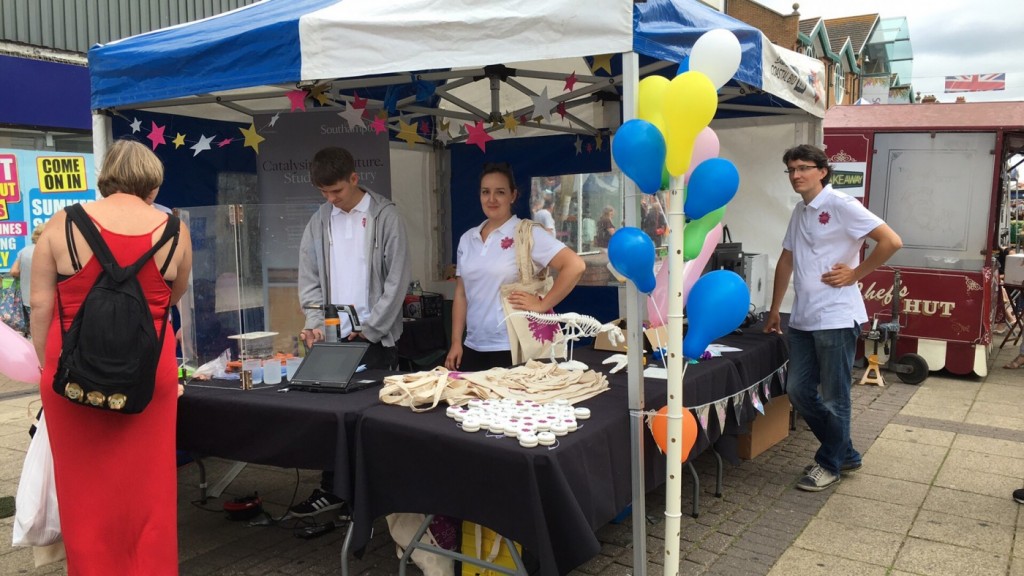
[606, 28, 751, 360]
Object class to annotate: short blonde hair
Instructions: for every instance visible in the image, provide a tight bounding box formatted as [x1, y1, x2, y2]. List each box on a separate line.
[97, 139, 164, 199]
[30, 222, 46, 244]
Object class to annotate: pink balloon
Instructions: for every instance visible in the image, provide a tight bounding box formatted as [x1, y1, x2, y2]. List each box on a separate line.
[683, 127, 720, 184]
[646, 223, 724, 327]
[0, 321, 40, 384]
[683, 223, 723, 307]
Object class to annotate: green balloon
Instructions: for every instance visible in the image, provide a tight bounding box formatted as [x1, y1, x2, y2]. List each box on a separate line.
[683, 207, 725, 260]
[661, 165, 670, 191]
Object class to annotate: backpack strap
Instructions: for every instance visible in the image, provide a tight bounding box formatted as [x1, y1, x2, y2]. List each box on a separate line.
[157, 217, 181, 276]
[64, 205, 179, 283]
[65, 211, 83, 272]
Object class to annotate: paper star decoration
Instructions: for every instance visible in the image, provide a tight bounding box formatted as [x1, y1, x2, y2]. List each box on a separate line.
[217, 138, 233, 148]
[519, 114, 529, 125]
[339, 103, 366, 128]
[239, 123, 265, 153]
[309, 84, 331, 106]
[269, 113, 281, 127]
[370, 116, 388, 135]
[396, 119, 425, 147]
[129, 117, 142, 133]
[595, 131, 604, 151]
[574, 136, 583, 155]
[146, 121, 167, 151]
[172, 133, 186, 149]
[557, 102, 567, 120]
[435, 119, 452, 144]
[591, 54, 613, 75]
[352, 93, 369, 110]
[286, 90, 307, 112]
[503, 112, 519, 134]
[564, 72, 578, 92]
[530, 87, 556, 123]
[419, 121, 430, 136]
[191, 134, 214, 157]
[465, 121, 494, 153]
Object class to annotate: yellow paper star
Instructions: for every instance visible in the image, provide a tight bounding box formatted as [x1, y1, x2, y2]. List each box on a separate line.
[396, 119, 425, 147]
[595, 131, 604, 151]
[239, 123, 265, 154]
[172, 133, 186, 149]
[591, 54, 613, 75]
[309, 84, 331, 106]
[503, 112, 519, 134]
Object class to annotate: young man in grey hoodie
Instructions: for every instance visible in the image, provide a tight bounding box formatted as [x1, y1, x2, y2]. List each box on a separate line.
[291, 146, 411, 517]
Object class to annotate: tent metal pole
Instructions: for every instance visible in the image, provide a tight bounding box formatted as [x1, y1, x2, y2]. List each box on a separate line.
[620, 50, 649, 576]
[91, 112, 112, 176]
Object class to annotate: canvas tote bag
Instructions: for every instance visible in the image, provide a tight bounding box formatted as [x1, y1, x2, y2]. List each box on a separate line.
[498, 220, 566, 364]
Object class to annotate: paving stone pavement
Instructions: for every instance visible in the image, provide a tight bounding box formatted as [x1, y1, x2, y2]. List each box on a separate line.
[1, 345, 1021, 576]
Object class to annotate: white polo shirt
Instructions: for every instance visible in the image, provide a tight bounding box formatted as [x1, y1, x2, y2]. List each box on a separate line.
[329, 193, 371, 337]
[782, 185, 883, 331]
[457, 216, 567, 351]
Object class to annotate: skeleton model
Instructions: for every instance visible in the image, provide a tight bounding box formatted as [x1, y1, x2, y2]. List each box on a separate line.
[505, 311, 625, 370]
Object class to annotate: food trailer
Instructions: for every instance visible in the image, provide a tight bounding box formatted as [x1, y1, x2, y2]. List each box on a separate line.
[824, 102, 1024, 377]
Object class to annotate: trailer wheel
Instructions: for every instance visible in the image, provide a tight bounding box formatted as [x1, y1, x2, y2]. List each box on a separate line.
[896, 353, 929, 385]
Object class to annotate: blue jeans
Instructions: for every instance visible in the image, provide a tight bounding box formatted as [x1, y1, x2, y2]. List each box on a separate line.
[787, 325, 861, 475]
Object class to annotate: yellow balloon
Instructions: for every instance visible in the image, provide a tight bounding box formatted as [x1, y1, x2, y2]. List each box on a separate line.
[662, 71, 719, 176]
[638, 76, 670, 122]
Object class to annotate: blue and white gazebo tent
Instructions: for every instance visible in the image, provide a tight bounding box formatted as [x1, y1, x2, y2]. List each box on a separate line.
[89, 1, 824, 574]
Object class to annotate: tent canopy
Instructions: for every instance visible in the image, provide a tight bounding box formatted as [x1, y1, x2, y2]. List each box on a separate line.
[89, 0, 825, 132]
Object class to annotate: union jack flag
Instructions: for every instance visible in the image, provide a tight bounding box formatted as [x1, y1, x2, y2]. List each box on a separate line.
[944, 73, 1006, 93]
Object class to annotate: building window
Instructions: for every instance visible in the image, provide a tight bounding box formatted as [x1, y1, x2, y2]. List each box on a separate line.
[834, 64, 846, 105]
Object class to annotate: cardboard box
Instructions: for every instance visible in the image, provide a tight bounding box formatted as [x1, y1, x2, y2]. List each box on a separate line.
[592, 318, 669, 353]
[1006, 254, 1024, 285]
[737, 394, 791, 460]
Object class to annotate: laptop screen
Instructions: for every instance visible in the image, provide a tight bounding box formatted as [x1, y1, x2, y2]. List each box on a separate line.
[289, 341, 370, 388]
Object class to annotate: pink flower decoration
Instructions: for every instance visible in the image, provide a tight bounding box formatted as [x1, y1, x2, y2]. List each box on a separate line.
[500, 237, 514, 250]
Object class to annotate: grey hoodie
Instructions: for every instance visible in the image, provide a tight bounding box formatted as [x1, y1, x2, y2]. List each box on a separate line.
[297, 188, 411, 347]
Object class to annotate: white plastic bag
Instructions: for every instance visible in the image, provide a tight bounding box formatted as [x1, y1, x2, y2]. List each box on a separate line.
[13, 412, 62, 547]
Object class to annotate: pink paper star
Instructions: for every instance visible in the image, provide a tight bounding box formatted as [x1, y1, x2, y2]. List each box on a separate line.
[371, 117, 388, 135]
[465, 121, 493, 153]
[352, 93, 368, 110]
[217, 138, 233, 148]
[586, 142, 593, 153]
[519, 114, 529, 125]
[557, 102, 567, 120]
[286, 90, 307, 112]
[419, 121, 430, 135]
[564, 71, 578, 92]
[146, 121, 167, 151]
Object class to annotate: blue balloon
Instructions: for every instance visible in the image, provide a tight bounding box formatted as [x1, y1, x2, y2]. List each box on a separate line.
[608, 227, 656, 294]
[676, 56, 690, 76]
[612, 119, 667, 195]
[685, 158, 740, 220]
[683, 270, 750, 359]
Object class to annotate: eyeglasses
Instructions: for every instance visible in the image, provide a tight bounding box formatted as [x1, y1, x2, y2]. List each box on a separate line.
[784, 165, 821, 175]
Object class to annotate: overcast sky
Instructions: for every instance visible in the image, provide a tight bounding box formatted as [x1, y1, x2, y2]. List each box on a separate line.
[759, 0, 1024, 102]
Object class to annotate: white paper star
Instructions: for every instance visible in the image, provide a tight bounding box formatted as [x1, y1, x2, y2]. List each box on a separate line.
[530, 87, 556, 123]
[338, 103, 366, 128]
[130, 117, 142, 133]
[269, 112, 281, 127]
[435, 119, 452, 144]
[574, 136, 583, 155]
[191, 134, 214, 157]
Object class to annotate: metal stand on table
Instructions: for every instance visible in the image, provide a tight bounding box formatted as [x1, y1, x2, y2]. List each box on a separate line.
[192, 457, 248, 504]
[686, 448, 724, 518]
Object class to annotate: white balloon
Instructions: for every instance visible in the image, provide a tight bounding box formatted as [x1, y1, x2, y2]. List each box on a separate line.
[689, 29, 742, 90]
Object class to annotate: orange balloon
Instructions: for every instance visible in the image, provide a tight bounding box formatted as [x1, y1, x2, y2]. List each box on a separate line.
[650, 405, 698, 462]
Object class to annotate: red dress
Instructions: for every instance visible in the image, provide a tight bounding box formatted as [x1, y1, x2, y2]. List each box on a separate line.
[40, 220, 179, 576]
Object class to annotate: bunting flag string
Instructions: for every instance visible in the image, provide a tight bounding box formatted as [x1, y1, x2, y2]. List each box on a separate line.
[713, 399, 728, 431]
[696, 405, 711, 432]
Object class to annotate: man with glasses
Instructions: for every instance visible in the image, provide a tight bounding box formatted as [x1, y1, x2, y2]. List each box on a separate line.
[764, 144, 902, 492]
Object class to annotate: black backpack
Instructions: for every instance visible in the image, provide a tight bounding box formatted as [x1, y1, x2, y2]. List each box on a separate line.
[52, 204, 180, 414]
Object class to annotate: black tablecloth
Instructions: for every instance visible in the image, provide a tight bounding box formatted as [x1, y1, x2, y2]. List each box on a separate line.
[176, 377, 384, 501]
[349, 331, 788, 576]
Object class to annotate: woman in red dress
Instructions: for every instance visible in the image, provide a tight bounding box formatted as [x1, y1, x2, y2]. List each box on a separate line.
[29, 139, 193, 575]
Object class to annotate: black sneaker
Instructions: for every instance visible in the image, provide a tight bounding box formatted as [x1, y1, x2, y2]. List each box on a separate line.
[289, 489, 346, 517]
[796, 465, 840, 492]
[1014, 489, 1024, 504]
[803, 460, 862, 475]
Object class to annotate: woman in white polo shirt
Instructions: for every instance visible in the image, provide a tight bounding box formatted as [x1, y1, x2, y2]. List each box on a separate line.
[446, 163, 586, 371]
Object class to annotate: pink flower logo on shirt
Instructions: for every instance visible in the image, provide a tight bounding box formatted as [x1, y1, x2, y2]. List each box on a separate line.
[818, 211, 831, 225]
[500, 237, 514, 250]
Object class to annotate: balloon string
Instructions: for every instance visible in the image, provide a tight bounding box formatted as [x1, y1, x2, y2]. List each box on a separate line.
[647, 295, 668, 370]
